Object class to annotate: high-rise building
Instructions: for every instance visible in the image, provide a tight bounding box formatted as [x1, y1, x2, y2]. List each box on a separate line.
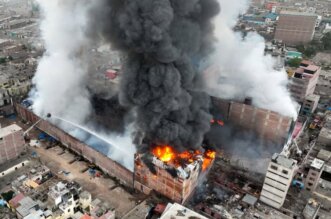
[0, 124, 25, 164]
[305, 158, 324, 192]
[275, 11, 317, 45]
[260, 153, 298, 209]
[289, 60, 321, 104]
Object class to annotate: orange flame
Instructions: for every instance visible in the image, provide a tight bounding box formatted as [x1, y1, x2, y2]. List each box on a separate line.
[202, 150, 216, 170]
[152, 145, 175, 162]
[152, 146, 216, 170]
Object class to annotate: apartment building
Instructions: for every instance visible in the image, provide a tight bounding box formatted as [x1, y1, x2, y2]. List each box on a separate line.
[290, 60, 321, 104]
[260, 153, 298, 209]
[315, 70, 331, 112]
[275, 11, 317, 45]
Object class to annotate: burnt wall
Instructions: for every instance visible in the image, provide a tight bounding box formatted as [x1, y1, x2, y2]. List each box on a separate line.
[15, 104, 133, 187]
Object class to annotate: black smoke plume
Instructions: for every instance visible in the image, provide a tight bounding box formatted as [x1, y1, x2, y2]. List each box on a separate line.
[91, 0, 220, 153]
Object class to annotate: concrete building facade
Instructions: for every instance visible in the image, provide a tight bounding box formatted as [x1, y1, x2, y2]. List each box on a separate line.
[317, 113, 331, 146]
[315, 70, 331, 112]
[301, 94, 320, 116]
[260, 153, 298, 209]
[290, 61, 321, 103]
[305, 158, 325, 192]
[275, 11, 317, 45]
[0, 124, 25, 164]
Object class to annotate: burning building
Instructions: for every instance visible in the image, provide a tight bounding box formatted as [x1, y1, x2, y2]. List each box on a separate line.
[26, 0, 222, 205]
[92, 0, 220, 204]
[134, 146, 215, 204]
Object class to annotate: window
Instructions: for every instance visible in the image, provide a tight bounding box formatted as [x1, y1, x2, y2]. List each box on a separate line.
[282, 170, 288, 175]
[308, 183, 313, 186]
[309, 177, 315, 181]
[270, 165, 278, 171]
[311, 172, 317, 176]
[68, 209, 70, 213]
[22, 163, 25, 166]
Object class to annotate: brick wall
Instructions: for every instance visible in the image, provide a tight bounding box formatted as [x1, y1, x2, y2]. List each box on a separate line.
[15, 104, 133, 187]
[0, 128, 25, 164]
[275, 13, 317, 45]
[212, 98, 293, 146]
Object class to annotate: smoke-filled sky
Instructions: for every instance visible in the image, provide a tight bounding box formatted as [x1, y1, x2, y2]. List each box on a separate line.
[32, 0, 92, 124]
[31, 0, 136, 170]
[90, 0, 220, 153]
[206, 0, 298, 118]
[30, 0, 298, 170]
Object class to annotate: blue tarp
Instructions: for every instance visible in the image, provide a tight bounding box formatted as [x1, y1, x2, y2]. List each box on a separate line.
[38, 132, 48, 140]
[48, 136, 56, 142]
[0, 199, 6, 206]
[38, 133, 56, 142]
[88, 168, 96, 176]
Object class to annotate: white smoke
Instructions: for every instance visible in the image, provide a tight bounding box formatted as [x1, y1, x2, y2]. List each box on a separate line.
[30, 0, 136, 170]
[31, 0, 92, 124]
[206, 0, 298, 118]
[69, 124, 136, 170]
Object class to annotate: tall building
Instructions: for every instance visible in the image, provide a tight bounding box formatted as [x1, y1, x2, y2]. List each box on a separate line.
[275, 11, 317, 45]
[305, 158, 324, 192]
[289, 60, 321, 104]
[314, 70, 331, 112]
[0, 124, 25, 164]
[260, 153, 298, 209]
